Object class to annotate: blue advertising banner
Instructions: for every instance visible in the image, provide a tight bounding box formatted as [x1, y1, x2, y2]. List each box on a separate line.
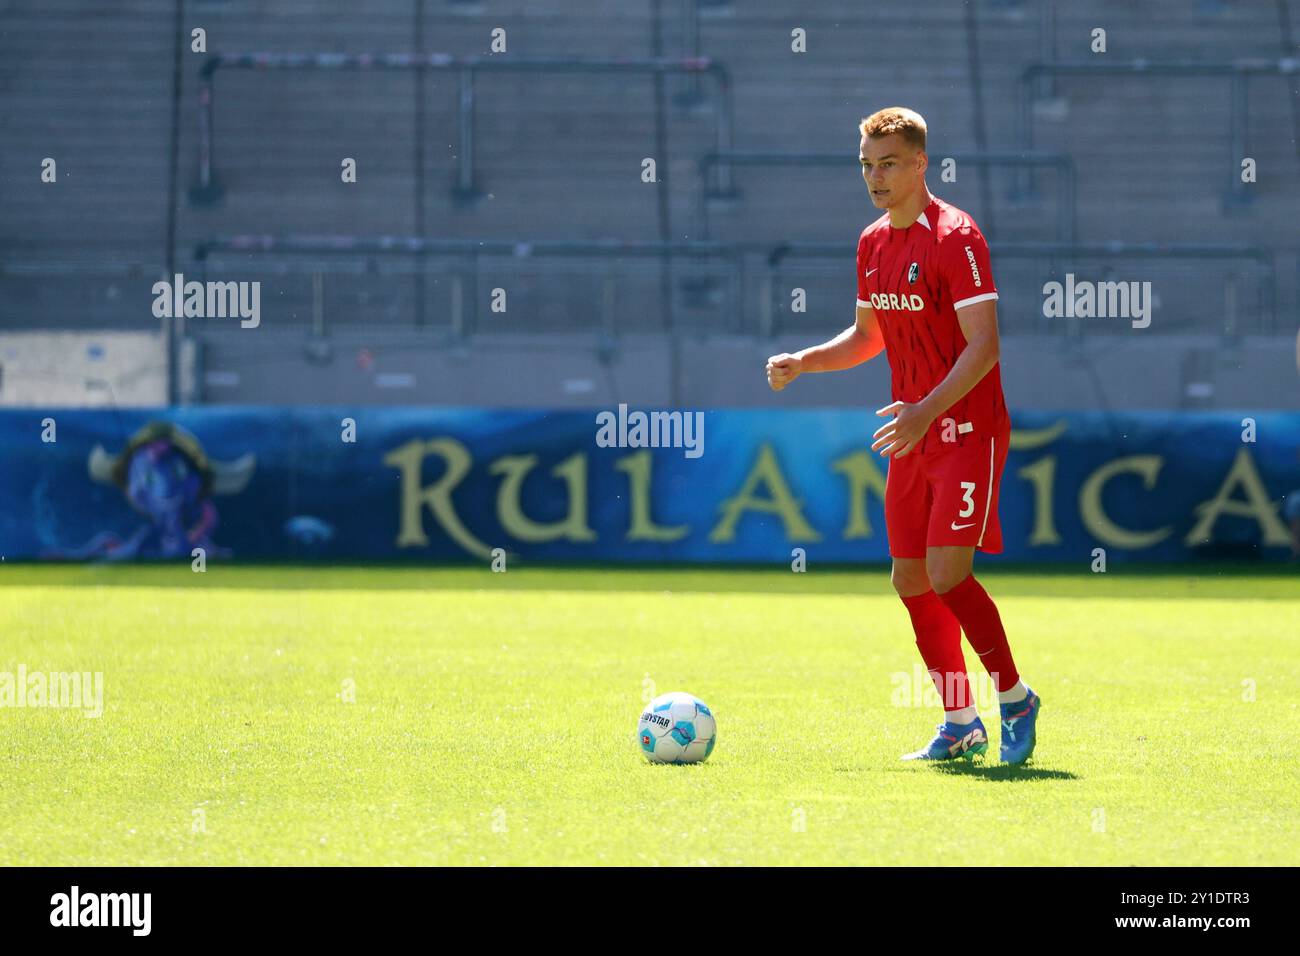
[1, 407, 1297, 563]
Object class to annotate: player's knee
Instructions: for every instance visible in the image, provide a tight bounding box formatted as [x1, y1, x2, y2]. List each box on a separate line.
[927, 563, 968, 595]
[891, 562, 929, 596]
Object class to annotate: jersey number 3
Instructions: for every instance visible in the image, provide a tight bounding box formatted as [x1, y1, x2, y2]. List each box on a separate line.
[958, 481, 977, 518]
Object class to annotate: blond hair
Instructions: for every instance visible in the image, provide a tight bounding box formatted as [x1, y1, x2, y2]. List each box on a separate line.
[859, 107, 927, 151]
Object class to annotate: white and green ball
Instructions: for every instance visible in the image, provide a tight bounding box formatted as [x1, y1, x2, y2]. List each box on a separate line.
[637, 691, 717, 764]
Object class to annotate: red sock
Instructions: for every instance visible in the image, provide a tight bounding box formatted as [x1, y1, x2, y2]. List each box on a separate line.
[900, 590, 971, 712]
[936, 574, 1020, 692]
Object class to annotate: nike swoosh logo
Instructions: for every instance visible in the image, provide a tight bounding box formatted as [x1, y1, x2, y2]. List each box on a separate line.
[951, 522, 976, 530]
[865, 268, 878, 278]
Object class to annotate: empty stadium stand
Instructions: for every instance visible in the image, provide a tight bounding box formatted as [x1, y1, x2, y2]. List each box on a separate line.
[1, 0, 1297, 409]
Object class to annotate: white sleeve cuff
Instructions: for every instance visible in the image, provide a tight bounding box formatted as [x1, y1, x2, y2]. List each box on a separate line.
[856, 298, 871, 309]
[953, 291, 999, 311]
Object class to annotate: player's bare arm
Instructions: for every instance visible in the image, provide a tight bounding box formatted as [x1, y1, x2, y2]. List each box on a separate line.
[766, 303, 884, 391]
[870, 297, 1000, 458]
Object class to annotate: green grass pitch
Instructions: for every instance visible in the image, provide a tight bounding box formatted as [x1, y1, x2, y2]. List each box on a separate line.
[1, 563, 1297, 866]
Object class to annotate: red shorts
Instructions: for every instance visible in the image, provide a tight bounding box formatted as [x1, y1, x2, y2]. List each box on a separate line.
[883, 423, 1011, 558]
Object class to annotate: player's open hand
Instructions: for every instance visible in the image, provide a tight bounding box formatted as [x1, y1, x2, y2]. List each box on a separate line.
[871, 400, 933, 458]
[766, 353, 802, 391]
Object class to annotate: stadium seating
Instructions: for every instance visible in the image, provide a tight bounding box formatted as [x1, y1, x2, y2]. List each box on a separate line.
[1, 0, 1296, 409]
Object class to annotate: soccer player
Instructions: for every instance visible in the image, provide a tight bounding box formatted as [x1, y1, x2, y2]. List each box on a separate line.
[765, 107, 1041, 763]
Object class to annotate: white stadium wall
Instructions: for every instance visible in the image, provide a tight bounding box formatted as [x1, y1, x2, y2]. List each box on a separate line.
[0, 332, 191, 407]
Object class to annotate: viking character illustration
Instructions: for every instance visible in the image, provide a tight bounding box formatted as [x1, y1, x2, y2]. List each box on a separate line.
[58, 421, 255, 560]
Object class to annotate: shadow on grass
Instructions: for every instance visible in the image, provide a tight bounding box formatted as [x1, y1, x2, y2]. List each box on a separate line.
[844, 761, 1075, 780]
[0, 560, 1294, 600]
[929, 761, 1077, 782]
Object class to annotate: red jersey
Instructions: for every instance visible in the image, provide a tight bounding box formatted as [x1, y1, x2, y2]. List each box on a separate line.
[856, 194, 1007, 454]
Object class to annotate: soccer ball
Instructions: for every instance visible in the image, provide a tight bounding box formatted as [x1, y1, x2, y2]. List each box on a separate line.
[637, 691, 717, 764]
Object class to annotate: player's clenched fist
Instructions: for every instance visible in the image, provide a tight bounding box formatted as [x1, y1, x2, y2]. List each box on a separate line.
[766, 353, 802, 391]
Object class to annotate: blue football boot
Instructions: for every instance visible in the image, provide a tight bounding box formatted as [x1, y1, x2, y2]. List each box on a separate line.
[901, 717, 989, 761]
[999, 687, 1042, 764]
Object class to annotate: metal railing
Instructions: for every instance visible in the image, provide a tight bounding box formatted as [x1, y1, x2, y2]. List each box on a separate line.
[192, 234, 747, 338]
[696, 150, 1077, 241]
[763, 239, 1276, 337]
[190, 234, 1277, 340]
[191, 52, 734, 203]
[1017, 59, 1299, 203]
